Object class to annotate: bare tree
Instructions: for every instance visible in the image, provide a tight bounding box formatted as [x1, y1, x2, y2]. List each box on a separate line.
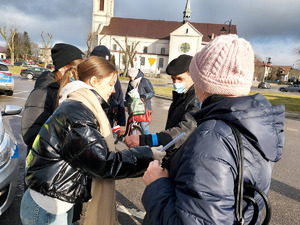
[99, 34, 106, 45]
[41, 32, 53, 68]
[113, 36, 139, 76]
[31, 42, 40, 60]
[0, 26, 17, 65]
[86, 32, 95, 57]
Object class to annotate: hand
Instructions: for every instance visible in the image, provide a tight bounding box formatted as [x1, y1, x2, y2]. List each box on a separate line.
[125, 106, 128, 112]
[140, 94, 146, 100]
[124, 134, 139, 147]
[151, 148, 166, 164]
[143, 160, 169, 186]
[118, 126, 126, 137]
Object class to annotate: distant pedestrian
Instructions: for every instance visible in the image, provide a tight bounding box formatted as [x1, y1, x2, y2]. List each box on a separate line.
[142, 34, 285, 225]
[125, 68, 155, 134]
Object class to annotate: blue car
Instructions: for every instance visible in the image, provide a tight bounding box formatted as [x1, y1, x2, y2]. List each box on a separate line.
[0, 62, 14, 96]
[0, 105, 22, 215]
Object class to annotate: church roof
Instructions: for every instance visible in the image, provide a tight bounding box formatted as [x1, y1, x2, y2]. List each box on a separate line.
[100, 17, 237, 42]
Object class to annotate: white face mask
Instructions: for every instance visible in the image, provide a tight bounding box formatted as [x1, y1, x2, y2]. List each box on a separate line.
[173, 82, 187, 94]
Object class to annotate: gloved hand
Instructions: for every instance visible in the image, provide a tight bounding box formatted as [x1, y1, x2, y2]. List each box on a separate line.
[151, 146, 166, 164]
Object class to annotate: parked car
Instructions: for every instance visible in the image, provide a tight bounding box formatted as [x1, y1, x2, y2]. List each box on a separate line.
[14, 60, 29, 67]
[2, 59, 11, 64]
[258, 82, 271, 89]
[0, 105, 22, 215]
[279, 84, 300, 92]
[0, 62, 14, 96]
[20, 67, 49, 80]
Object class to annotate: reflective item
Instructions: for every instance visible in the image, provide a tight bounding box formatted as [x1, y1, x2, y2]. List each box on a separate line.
[195, 90, 202, 109]
[173, 82, 187, 94]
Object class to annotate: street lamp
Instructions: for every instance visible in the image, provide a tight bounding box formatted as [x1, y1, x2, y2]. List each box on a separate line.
[220, 19, 232, 34]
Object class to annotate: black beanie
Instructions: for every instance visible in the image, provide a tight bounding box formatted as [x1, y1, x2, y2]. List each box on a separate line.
[91, 45, 111, 61]
[166, 54, 193, 75]
[51, 43, 85, 71]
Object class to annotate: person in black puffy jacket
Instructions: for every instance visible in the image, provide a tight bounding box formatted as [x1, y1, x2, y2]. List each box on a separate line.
[142, 34, 285, 225]
[20, 56, 164, 225]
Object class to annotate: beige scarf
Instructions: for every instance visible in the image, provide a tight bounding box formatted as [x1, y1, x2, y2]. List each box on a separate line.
[68, 88, 118, 225]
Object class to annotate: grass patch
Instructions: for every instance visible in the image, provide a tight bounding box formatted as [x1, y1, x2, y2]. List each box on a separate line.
[152, 86, 300, 113]
[118, 76, 169, 84]
[250, 91, 300, 113]
[154, 86, 173, 97]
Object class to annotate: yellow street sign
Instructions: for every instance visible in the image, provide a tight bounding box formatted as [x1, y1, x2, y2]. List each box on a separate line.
[148, 58, 156, 66]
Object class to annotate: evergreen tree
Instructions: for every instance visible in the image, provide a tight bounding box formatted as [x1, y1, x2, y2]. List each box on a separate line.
[23, 31, 32, 59]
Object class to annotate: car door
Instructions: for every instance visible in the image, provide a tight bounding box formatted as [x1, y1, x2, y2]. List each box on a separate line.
[290, 85, 298, 92]
[33, 68, 41, 77]
[0, 73, 13, 90]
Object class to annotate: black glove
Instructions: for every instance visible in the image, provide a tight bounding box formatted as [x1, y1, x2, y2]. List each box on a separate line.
[140, 94, 146, 100]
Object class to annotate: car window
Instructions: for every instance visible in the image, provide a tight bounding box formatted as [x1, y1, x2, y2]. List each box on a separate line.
[0, 64, 8, 71]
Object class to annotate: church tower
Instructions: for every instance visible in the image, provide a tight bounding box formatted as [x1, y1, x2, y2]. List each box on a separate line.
[92, 0, 114, 33]
[183, 0, 192, 23]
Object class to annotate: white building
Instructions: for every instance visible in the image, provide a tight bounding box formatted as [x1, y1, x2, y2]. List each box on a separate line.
[92, 0, 237, 73]
[0, 46, 7, 60]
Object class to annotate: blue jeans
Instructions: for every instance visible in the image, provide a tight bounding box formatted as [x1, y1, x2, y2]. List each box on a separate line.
[140, 122, 150, 134]
[20, 189, 74, 225]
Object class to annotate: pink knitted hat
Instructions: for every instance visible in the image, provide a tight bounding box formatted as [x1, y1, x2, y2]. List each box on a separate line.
[189, 34, 254, 96]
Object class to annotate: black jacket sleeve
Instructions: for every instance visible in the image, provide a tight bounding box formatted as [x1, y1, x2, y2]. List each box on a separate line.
[52, 102, 153, 179]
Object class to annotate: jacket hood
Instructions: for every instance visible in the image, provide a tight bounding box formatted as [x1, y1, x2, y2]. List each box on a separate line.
[34, 71, 59, 89]
[135, 69, 145, 79]
[194, 93, 285, 162]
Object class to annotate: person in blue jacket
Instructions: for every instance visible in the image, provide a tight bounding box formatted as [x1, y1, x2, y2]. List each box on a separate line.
[91, 45, 126, 136]
[125, 68, 155, 134]
[142, 34, 285, 225]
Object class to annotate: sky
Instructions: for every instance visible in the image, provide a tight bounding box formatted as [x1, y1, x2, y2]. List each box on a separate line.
[1, 0, 300, 67]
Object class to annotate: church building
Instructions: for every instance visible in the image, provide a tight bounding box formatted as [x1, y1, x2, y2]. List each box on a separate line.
[92, 0, 237, 73]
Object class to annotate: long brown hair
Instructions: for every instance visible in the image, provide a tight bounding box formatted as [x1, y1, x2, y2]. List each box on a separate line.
[56, 56, 117, 107]
[54, 59, 83, 82]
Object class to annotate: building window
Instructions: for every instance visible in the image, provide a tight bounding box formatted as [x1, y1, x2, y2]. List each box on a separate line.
[158, 58, 164, 68]
[100, 0, 104, 11]
[113, 44, 117, 50]
[161, 48, 165, 55]
[141, 57, 145, 66]
[143, 47, 148, 53]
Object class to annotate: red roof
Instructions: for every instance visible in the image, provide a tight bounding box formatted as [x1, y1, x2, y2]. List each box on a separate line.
[0, 46, 7, 53]
[100, 17, 237, 42]
[272, 66, 292, 75]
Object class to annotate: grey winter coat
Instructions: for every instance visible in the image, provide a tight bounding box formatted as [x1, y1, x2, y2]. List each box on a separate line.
[124, 69, 155, 110]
